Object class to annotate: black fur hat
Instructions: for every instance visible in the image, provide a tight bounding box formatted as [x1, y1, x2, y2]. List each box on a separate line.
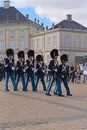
[27, 50, 34, 57]
[6, 48, 14, 57]
[50, 49, 59, 59]
[17, 51, 24, 58]
[61, 54, 68, 62]
[36, 54, 43, 62]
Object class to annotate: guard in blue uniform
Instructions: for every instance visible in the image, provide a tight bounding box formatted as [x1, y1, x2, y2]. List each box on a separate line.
[4, 48, 16, 91]
[59, 54, 72, 96]
[46, 49, 64, 96]
[35, 54, 46, 91]
[15, 51, 26, 91]
[25, 50, 37, 91]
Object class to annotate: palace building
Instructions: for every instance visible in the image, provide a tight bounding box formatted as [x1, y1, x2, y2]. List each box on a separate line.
[31, 14, 87, 64]
[0, 1, 87, 64]
[0, 0, 43, 60]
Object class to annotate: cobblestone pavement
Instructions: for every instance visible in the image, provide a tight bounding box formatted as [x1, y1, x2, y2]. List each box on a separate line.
[0, 80, 87, 130]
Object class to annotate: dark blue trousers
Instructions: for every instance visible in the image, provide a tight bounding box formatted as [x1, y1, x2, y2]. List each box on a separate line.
[62, 79, 70, 95]
[35, 75, 46, 91]
[15, 74, 25, 90]
[25, 73, 36, 90]
[5, 71, 16, 90]
[46, 75, 62, 95]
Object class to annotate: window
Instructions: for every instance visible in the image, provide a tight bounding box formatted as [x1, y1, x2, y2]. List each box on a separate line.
[42, 38, 44, 49]
[32, 30, 36, 34]
[30, 30, 36, 35]
[10, 41, 15, 49]
[31, 39, 35, 50]
[64, 35, 70, 48]
[83, 36, 87, 49]
[10, 29, 15, 35]
[36, 39, 40, 49]
[74, 36, 80, 48]
[0, 30, 3, 35]
[20, 40, 24, 50]
[0, 41, 4, 50]
[20, 29, 25, 34]
[53, 35, 57, 47]
[47, 37, 51, 48]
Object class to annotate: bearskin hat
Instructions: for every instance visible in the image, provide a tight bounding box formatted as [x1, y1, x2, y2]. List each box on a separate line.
[6, 48, 14, 57]
[27, 50, 34, 57]
[60, 54, 68, 62]
[50, 49, 59, 59]
[36, 54, 43, 62]
[17, 51, 24, 58]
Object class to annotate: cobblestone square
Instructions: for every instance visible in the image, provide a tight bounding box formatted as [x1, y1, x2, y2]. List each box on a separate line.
[0, 80, 87, 130]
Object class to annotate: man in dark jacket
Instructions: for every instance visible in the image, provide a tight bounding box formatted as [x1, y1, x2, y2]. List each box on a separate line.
[35, 54, 46, 91]
[4, 48, 16, 91]
[46, 49, 64, 96]
[15, 51, 26, 91]
[25, 50, 37, 91]
[59, 54, 72, 96]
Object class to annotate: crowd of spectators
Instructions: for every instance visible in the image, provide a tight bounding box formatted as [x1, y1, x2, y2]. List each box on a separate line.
[0, 59, 87, 84]
[66, 62, 87, 83]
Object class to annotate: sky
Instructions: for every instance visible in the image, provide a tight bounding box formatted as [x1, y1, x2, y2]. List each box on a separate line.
[1, 0, 87, 29]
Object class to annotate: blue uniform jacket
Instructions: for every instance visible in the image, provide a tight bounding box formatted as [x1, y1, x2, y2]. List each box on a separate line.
[4, 58, 14, 72]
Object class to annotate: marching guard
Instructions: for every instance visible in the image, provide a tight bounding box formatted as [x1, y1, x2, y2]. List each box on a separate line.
[15, 51, 26, 91]
[35, 54, 46, 91]
[46, 49, 64, 96]
[59, 54, 72, 96]
[4, 48, 16, 91]
[25, 50, 37, 91]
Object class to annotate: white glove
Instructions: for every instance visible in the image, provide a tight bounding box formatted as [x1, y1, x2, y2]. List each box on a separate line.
[5, 65, 8, 67]
[26, 66, 28, 69]
[61, 75, 64, 78]
[32, 68, 36, 71]
[12, 67, 15, 70]
[54, 69, 57, 72]
[23, 69, 26, 72]
[16, 67, 18, 70]
[34, 69, 38, 73]
[42, 70, 45, 73]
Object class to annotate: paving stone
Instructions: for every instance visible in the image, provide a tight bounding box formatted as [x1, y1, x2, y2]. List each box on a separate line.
[0, 80, 87, 129]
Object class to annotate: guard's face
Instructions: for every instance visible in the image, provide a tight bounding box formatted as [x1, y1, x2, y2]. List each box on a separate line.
[29, 56, 33, 60]
[19, 57, 23, 61]
[9, 55, 13, 59]
[63, 61, 67, 65]
[54, 56, 58, 61]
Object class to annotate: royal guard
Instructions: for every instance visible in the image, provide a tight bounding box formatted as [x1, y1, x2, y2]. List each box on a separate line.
[15, 50, 26, 91]
[35, 54, 46, 91]
[25, 50, 37, 91]
[59, 54, 72, 96]
[46, 49, 64, 96]
[4, 48, 16, 91]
